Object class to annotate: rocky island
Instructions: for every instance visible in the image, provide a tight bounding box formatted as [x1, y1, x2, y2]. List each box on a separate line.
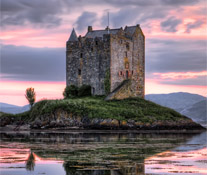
[0, 96, 205, 131]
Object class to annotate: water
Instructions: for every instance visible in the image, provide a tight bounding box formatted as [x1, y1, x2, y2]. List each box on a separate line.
[0, 130, 206, 175]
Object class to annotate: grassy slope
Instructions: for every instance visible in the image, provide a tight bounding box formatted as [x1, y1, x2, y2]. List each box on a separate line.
[1, 96, 190, 124]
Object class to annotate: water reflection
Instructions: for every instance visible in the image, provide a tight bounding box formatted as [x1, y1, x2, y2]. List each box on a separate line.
[0, 131, 206, 175]
[25, 152, 35, 171]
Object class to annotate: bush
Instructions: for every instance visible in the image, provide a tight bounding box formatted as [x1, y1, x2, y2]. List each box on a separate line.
[25, 87, 36, 108]
[63, 85, 78, 99]
[78, 85, 91, 97]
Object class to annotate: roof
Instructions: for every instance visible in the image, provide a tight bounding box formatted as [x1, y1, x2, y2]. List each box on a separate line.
[85, 28, 120, 38]
[124, 26, 137, 36]
[68, 28, 78, 41]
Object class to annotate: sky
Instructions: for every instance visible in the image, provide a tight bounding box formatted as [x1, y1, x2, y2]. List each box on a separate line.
[0, 0, 207, 106]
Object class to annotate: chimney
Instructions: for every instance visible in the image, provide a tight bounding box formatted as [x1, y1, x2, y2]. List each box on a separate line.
[88, 26, 93, 32]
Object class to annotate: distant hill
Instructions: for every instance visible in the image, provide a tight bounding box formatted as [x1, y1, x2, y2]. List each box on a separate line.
[0, 102, 30, 114]
[181, 100, 207, 128]
[145, 92, 205, 112]
[145, 92, 206, 127]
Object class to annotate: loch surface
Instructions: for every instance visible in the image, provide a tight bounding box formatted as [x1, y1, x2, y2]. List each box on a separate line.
[0, 130, 206, 175]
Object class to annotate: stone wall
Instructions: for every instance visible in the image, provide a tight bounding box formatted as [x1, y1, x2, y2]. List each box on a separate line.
[110, 26, 145, 98]
[132, 27, 145, 98]
[66, 35, 111, 95]
[110, 35, 133, 91]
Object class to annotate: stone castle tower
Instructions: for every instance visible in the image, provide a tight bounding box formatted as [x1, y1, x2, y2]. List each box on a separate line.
[66, 24, 145, 99]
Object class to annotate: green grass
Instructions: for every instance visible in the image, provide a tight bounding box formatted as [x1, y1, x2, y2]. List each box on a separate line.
[1, 96, 188, 123]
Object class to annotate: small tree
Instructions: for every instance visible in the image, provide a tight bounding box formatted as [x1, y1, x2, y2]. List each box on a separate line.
[63, 85, 78, 99]
[25, 87, 36, 108]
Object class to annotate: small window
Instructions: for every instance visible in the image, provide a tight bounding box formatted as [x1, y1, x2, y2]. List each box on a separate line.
[95, 41, 98, 45]
[126, 43, 130, 50]
[125, 51, 127, 57]
[80, 53, 83, 58]
[132, 70, 133, 75]
[78, 69, 81, 75]
[120, 71, 122, 75]
[120, 40, 123, 44]
[126, 70, 129, 79]
[91, 47, 93, 51]
[92, 87, 95, 94]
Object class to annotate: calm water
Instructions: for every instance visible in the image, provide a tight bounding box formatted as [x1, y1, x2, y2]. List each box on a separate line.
[0, 130, 206, 175]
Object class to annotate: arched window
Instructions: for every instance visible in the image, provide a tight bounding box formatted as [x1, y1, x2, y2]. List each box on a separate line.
[80, 53, 83, 58]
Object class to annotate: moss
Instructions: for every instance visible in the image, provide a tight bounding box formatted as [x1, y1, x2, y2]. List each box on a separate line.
[104, 69, 110, 95]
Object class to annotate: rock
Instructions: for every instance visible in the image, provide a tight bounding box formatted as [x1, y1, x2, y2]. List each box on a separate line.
[111, 119, 119, 127]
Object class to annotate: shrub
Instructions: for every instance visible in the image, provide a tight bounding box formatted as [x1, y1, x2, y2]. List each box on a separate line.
[25, 87, 36, 108]
[63, 85, 78, 99]
[78, 85, 91, 97]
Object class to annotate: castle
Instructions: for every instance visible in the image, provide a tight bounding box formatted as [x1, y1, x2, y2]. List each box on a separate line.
[66, 24, 145, 99]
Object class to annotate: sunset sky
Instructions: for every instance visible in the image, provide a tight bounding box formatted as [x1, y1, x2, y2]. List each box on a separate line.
[1, 0, 207, 106]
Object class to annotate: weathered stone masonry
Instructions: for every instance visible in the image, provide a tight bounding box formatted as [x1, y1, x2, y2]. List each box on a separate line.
[66, 24, 145, 98]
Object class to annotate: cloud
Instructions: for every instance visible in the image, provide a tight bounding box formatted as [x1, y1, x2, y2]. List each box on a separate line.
[75, 12, 97, 32]
[103, 0, 200, 7]
[146, 39, 206, 73]
[161, 17, 182, 32]
[161, 0, 200, 6]
[185, 20, 205, 33]
[153, 71, 207, 86]
[102, 7, 138, 28]
[159, 76, 207, 86]
[1, 0, 63, 28]
[101, 6, 169, 28]
[1, 45, 65, 81]
[2, 0, 201, 29]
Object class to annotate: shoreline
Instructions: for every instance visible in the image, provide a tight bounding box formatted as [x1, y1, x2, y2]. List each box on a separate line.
[0, 125, 206, 134]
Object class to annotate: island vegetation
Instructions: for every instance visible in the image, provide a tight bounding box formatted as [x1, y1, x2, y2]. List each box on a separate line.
[0, 85, 205, 130]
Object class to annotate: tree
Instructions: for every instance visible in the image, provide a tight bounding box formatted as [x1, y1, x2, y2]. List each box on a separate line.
[25, 87, 36, 108]
[63, 85, 78, 99]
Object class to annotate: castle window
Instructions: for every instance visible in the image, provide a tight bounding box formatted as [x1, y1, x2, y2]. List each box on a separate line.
[125, 51, 127, 57]
[92, 87, 95, 94]
[126, 70, 129, 79]
[132, 70, 134, 75]
[126, 43, 130, 50]
[80, 53, 83, 58]
[78, 69, 81, 75]
[91, 47, 93, 52]
[95, 41, 98, 45]
[120, 71, 122, 75]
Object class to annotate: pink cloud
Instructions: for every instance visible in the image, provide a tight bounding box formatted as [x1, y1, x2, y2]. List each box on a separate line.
[146, 78, 206, 97]
[0, 81, 66, 106]
[153, 71, 207, 80]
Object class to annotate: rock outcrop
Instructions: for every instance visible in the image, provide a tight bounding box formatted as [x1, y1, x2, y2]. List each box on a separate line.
[29, 109, 204, 130]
